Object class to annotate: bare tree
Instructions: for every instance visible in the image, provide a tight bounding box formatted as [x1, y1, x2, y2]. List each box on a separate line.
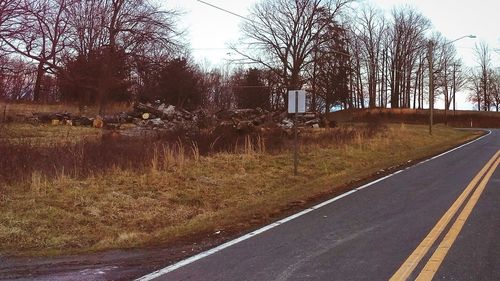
[0, 0, 16, 26]
[62, 0, 182, 112]
[387, 6, 430, 108]
[347, 30, 365, 108]
[450, 61, 467, 113]
[0, 0, 22, 56]
[0, 0, 70, 102]
[468, 68, 483, 111]
[0, 0, 27, 99]
[236, 0, 354, 107]
[473, 41, 492, 111]
[0, 56, 36, 100]
[202, 66, 235, 111]
[66, 0, 181, 58]
[490, 69, 500, 112]
[431, 35, 465, 122]
[1, 0, 182, 107]
[351, 4, 386, 108]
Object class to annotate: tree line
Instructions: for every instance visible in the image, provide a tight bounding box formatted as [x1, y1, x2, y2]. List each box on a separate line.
[1, 0, 499, 114]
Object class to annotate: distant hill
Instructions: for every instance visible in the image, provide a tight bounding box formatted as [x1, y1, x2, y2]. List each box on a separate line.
[330, 108, 500, 128]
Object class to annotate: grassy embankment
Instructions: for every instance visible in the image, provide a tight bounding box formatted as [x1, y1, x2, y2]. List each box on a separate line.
[331, 107, 500, 128]
[0, 123, 481, 256]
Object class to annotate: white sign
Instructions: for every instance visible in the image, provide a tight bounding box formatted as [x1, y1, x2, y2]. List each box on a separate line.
[288, 90, 306, 113]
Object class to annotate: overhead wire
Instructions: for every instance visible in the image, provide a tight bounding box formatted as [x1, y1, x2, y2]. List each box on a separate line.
[193, 0, 436, 83]
[195, 0, 255, 23]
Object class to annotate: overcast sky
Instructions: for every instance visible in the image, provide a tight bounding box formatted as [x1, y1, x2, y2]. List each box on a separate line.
[165, 0, 500, 109]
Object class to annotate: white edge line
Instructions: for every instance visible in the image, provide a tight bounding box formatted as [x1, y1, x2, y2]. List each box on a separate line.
[136, 129, 492, 281]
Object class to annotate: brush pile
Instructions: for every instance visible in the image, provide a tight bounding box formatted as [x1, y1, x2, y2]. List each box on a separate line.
[27, 102, 324, 132]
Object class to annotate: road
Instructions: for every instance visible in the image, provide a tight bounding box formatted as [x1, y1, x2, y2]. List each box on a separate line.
[138, 129, 500, 281]
[1, 130, 498, 281]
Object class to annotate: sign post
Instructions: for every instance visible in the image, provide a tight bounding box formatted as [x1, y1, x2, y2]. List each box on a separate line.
[294, 91, 298, 175]
[288, 90, 306, 176]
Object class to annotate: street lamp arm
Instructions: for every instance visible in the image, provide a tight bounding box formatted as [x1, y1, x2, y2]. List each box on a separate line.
[429, 35, 476, 48]
[447, 35, 476, 45]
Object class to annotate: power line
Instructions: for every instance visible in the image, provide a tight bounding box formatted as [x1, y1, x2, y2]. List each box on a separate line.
[232, 85, 272, 88]
[194, 1, 352, 60]
[195, 0, 254, 23]
[191, 46, 269, 51]
[191, 47, 232, 51]
[193, 0, 417, 79]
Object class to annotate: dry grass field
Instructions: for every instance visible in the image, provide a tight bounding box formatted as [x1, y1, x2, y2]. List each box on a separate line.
[0, 123, 102, 145]
[0, 101, 132, 122]
[0, 122, 481, 257]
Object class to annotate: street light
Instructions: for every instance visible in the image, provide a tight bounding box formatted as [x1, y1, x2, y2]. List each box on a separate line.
[427, 35, 476, 135]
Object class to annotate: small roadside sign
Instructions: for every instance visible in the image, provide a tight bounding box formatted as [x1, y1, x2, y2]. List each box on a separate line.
[287, 90, 306, 176]
[288, 90, 306, 113]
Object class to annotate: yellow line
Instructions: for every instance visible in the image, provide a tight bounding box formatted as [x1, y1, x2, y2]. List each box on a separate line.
[415, 155, 500, 280]
[390, 150, 500, 281]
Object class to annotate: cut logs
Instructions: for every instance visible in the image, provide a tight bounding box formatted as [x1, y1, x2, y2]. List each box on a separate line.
[26, 101, 325, 133]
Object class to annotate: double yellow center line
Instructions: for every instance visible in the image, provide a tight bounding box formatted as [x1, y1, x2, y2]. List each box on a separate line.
[390, 150, 500, 281]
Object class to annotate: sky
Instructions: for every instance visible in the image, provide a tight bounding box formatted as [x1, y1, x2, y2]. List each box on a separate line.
[165, 0, 500, 109]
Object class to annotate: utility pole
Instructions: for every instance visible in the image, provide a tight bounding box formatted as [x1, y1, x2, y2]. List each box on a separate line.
[426, 35, 475, 135]
[311, 46, 318, 113]
[427, 40, 434, 135]
[452, 63, 457, 116]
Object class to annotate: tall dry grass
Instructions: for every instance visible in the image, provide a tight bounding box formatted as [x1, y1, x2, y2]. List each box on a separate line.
[0, 124, 481, 256]
[0, 124, 383, 185]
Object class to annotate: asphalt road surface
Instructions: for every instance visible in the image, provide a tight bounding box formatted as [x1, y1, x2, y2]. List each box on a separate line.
[1, 130, 498, 281]
[138, 129, 500, 281]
